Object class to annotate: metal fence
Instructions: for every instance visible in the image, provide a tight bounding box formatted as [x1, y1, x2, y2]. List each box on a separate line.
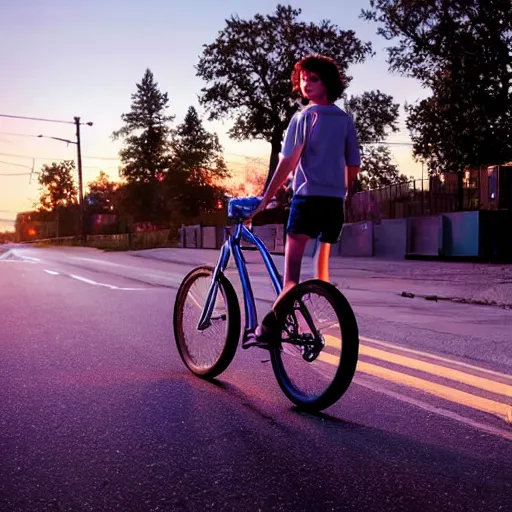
[346, 177, 482, 223]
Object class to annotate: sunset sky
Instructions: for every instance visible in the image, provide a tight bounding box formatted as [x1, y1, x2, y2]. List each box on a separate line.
[0, 0, 426, 231]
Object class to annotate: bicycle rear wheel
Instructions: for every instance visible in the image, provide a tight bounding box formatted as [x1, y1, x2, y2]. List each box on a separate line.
[270, 279, 359, 411]
[173, 266, 241, 379]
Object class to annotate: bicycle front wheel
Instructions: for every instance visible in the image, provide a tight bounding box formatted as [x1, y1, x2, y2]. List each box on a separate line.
[270, 279, 359, 411]
[173, 266, 241, 379]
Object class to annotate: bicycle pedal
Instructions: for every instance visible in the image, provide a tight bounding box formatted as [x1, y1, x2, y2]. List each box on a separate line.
[242, 339, 271, 350]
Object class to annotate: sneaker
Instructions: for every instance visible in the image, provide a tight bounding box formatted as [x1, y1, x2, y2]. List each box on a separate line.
[242, 311, 279, 350]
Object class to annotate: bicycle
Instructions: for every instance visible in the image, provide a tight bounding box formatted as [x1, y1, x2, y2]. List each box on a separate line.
[173, 197, 360, 411]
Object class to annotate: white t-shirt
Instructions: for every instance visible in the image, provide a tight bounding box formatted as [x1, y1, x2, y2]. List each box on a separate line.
[280, 104, 361, 198]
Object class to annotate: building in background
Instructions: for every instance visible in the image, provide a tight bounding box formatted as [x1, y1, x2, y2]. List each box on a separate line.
[15, 211, 57, 242]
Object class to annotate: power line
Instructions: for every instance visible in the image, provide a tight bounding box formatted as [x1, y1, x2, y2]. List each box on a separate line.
[0, 160, 34, 170]
[0, 149, 266, 162]
[82, 155, 119, 161]
[0, 151, 119, 162]
[0, 113, 74, 125]
[224, 152, 267, 159]
[83, 165, 119, 170]
[0, 152, 36, 160]
[0, 131, 41, 138]
[367, 141, 414, 146]
[0, 172, 31, 176]
[0, 152, 73, 161]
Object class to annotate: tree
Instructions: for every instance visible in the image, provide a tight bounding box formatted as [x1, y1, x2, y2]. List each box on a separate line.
[361, 0, 512, 173]
[38, 161, 78, 211]
[112, 68, 174, 183]
[85, 171, 119, 213]
[359, 145, 409, 190]
[344, 91, 399, 145]
[196, 4, 373, 182]
[224, 158, 267, 197]
[342, 90, 402, 189]
[167, 106, 230, 217]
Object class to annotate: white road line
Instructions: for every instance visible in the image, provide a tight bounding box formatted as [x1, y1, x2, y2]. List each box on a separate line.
[43, 269, 60, 276]
[68, 273, 150, 291]
[72, 257, 127, 267]
[0, 260, 37, 263]
[0, 250, 13, 260]
[0, 250, 39, 263]
[143, 273, 177, 281]
[354, 375, 512, 441]
[70, 274, 98, 285]
[0, 249, 40, 262]
[20, 256, 41, 263]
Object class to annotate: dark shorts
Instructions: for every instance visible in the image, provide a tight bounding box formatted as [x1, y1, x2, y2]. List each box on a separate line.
[286, 195, 345, 244]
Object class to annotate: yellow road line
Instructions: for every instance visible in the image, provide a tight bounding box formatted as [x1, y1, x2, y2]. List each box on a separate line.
[358, 344, 512, 399]
[324, 325, 511, 381]
[324, 332, 511, 401]
[354, 376, 512, 440]
[360, 335, 512, 381]
[318, 351, 509, 419]
[323, 333, 512, 394]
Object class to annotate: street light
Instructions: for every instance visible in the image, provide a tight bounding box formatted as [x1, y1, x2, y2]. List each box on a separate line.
[37, 117, 93, 241]
[37, 135, 75, 145]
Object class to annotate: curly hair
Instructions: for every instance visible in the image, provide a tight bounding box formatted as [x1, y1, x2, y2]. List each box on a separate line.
[291, 54, 349, 103]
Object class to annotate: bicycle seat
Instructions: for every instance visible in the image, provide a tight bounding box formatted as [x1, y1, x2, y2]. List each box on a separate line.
[227, 197, 262, 220]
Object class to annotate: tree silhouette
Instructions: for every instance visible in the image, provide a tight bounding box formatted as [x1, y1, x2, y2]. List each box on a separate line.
[112, 68, 174, 183]
[167, 106, 230, 217]
[196, 4, 373, 184]
[359, 146, 409, 190]
[38, 161, 78, 211]
[85, 171, 119, 214]
[362, 0, 512, 173]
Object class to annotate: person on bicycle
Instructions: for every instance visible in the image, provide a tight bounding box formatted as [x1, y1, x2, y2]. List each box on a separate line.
[250, 53, 361, 343]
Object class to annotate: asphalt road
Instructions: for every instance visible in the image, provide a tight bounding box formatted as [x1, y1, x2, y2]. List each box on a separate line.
[1, 245, 511, 512]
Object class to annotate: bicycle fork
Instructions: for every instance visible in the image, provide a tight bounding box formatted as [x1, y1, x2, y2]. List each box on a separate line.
[196, 240, 231, 331]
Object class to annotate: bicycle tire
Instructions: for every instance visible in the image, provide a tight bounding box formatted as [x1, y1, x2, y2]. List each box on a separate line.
[270, 279, 359, 411]
[173, 265, 241, 379]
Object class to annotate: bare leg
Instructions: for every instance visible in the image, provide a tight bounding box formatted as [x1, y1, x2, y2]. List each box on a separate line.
[274, 233, 310, 308]
[254, 233, 309, 343]
[314, 241, 331, 282]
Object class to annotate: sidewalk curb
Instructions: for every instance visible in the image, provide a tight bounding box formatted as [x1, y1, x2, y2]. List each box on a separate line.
[400, 291, 512, 310]
[130, 249, 512, 311]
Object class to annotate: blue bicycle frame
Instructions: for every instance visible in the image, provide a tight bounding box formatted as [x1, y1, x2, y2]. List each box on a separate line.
[196, 221, 283, 340]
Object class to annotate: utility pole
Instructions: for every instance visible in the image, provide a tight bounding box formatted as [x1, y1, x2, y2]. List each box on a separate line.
[74, 116, 85, 242]
[29, 158, 35, 184]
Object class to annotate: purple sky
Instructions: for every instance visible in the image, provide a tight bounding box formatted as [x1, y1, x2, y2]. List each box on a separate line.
[0, 0, 426, 231]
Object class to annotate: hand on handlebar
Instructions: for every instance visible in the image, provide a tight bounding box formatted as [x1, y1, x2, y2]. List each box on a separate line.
[247, 197, 269, 221]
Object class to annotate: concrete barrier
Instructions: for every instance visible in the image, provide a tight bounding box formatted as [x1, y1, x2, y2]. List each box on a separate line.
[374, 219, 407, 259]
[201, 226, 217, 249]
[241, 224, 277, 251]
[339, 221, 374, 257]
[255, 225, 277, 251]
[442, 212, 480, 257]
[406, 216, 443, 257]
[303, 238, 316, 258]
[185, 225, 201, 248]
[274, 224, 285, 253]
